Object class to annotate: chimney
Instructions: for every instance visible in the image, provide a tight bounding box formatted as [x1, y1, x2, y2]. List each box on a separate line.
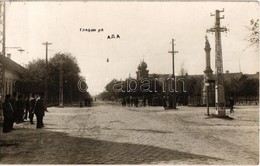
[7, 53, 11, 59]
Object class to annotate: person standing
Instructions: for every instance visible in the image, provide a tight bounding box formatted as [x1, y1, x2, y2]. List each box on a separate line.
[29, 93, 36, 124]
[134, 97, 139, 107]
[121, 98, 126, 107]
[163, 96, 167, 110]
[10, 92, 18, 123]
[126, 96, 130, 107]
[34, 92, 47, 129]
[143, 96, 146, 107]
[229, 96, 235, 113]
[24, 95, 30, 121]
[2, 95, 14, 133]
[130, 96, 134, 107]
[16, 95, 25, 123]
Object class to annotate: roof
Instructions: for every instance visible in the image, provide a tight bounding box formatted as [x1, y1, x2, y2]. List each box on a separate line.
[221, 72, 243, 81]
[0, 54, 27, 75]
[147, 72, 258, 82]
[245, 72, 259, 80]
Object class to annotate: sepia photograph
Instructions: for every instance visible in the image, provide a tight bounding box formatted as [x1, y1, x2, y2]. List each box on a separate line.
[0, 0, 259, 164]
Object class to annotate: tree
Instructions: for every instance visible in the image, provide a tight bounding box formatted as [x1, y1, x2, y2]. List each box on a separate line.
[15, 59, 46, 94]
[246, 19, 259, 47]
[48, 53, 82, 104]
[16, 53, 83, 105]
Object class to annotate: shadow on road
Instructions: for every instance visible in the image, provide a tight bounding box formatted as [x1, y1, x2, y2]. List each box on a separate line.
[0, 127, 221, 164]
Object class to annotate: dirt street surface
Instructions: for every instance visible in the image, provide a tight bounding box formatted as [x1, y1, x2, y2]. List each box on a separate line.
[0, 100, 258, 164]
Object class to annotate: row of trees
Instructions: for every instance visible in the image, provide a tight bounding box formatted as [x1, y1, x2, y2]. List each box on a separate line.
[225, 75, 259, 103]
[15, 53, 86, 105]
[97, 75, 203, 106]
[98, 73, 259, 106]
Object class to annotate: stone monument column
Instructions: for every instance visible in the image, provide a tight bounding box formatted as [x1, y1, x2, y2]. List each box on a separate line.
[202, 36, 214, 106]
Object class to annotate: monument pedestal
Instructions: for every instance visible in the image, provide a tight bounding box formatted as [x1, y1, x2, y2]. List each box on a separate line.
[216, 109, 226, 117]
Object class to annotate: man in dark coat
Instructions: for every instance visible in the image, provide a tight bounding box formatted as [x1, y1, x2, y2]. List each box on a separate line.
[143, 97, 147, 107]
[229, 96, 235, 113]
[2, 95, 14, 133]
[10, 92, 17, 123]
[29, 93, 36, 124]
[34, 93, 47, 129]
[163, 96, 167, 110]
[126, 96, 130, 107]
[16, 95, 25, 123]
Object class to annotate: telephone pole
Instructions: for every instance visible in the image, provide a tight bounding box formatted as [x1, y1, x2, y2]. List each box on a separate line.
[59, 59, 64, 108]
[168, 38, 178, 109]
[42, 42, 52, 105]
[207, 9, 227, 116]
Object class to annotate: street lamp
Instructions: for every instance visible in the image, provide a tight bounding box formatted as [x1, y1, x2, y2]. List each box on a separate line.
[5, 47, 26, 57]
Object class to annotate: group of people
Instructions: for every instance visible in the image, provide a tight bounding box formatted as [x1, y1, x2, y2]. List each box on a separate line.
[121, 96, 140, 107]
[80, 97, 92, 107]
[2, 92, 47, 133]
[121, 96, 169, 109]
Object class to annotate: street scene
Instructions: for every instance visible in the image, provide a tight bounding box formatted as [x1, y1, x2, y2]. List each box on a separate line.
[0, 1, 259, 165]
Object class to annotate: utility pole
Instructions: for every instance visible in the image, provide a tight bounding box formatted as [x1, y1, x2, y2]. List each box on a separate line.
[0, 2, 5, 104]
[168, 38, 178, 109]
[59, 59, 64, 108]
[42, 42, 52, 105]
[207, 9, 227, 116]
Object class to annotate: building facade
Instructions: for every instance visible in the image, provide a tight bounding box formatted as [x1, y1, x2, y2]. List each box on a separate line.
[0, 54, 27, 102]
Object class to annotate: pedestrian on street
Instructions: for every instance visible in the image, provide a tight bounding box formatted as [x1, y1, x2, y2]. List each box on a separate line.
[130, 96, 134, 107]
[29, 93, 36, 124]
[126, 96, 130, 107]
[17, 95, 25, 123]
[34, 92, 47, 129]
[163, 96, 167, 110]
[23, 94, 30, 121]
[229, 96, 235, 113]
[84, 97, 88, 107]
[121, 98, 126, 107]
[10, 92, 18, 124]
[168, 95, 173, 108]
[143, 96, 146, 107]
[80, 99, 83, 107]
[87, 97, 91, 107]
[134, 97, 139, 107]
[2, 94, 14, 133]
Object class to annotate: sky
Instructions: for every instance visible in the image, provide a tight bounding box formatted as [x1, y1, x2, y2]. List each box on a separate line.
[5, 1, 259, 95]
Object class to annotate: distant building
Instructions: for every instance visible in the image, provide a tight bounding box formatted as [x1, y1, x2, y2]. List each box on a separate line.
[0, 54, 27, 101]
[136, 60, 149, 80]
[135, 60, 259, 106]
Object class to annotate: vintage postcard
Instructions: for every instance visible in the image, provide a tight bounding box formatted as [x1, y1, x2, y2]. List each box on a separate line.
[0, 0, 259, 165]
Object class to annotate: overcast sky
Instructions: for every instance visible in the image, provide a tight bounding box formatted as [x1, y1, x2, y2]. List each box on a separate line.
[5, 1, 259, 95]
